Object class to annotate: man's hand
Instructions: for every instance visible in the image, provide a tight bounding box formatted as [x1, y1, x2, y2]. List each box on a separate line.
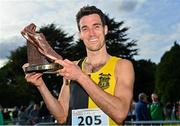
[21, 23, 63, 62]
[22, 63, 44, 87]
[55, 59, 85, 81]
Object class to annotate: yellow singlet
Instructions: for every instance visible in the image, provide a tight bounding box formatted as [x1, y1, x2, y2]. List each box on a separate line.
[82, 56, 121, 126]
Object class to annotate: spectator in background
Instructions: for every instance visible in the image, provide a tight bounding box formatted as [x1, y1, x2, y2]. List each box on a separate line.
[3, 108, 11, 124]
[39, 101, 53, 122]
[18, 105, 28, 125]
[176, 101, 180, 120]
[12, 106, 19, 125]
[28, 103, 40, 125]
[125, 101, 136, 121]
[0, 105, 4, 125]
[149, 93, 164, 120]
[171, 103, 177, 120]
[135, 93, 151, 121]
[164, 102, 173, 120]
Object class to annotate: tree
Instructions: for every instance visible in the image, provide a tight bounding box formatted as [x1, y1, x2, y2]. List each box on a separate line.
[133, 59, 156, 101]
[155, 41, 180, 103]
[105, 15, 138, 59]
[0, 46, 38, 107]
[39, 24, 74, 59]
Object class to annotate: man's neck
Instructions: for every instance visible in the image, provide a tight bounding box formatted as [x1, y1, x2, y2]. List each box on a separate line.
[84, 51, 111, 73]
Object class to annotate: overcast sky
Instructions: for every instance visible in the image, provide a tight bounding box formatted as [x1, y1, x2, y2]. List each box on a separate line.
[0, 0, 180, 68]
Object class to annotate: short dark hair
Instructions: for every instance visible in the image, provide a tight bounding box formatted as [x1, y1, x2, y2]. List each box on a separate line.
[76, 5, 106, 31]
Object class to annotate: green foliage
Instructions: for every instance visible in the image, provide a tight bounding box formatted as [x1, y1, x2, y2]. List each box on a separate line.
[39, 24, 74, 59]
[67, 39, 87, 61]
[105, 15, 138, 59]
[0, 46, 26, 87]
[0, 46, 41, 107]
[155, 42, 180, 103]
[133, 59, 156, 101]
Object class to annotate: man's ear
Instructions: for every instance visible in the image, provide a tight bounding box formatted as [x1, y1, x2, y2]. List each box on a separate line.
[79, 32, 82, 40]
[104, 25, 108, 35]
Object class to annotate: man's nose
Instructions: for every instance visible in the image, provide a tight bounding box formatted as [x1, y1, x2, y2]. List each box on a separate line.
[89, 28, 95, 36]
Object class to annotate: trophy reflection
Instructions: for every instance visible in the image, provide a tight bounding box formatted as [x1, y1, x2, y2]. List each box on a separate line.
[21, 23, 63, 73]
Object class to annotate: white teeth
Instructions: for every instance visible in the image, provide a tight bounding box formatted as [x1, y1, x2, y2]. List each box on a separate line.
[90, 39, 97, 41]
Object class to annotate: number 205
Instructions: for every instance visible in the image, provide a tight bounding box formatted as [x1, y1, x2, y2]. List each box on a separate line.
[78, 115, 102, 125]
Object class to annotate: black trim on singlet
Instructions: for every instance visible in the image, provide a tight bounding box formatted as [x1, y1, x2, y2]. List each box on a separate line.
[65, 58, 89, 125]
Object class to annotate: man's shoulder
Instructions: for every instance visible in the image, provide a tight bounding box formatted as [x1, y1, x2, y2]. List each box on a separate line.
[73, 60, 78, 64]
[109, 56, 132, 66]
[115, 58, 133, 69]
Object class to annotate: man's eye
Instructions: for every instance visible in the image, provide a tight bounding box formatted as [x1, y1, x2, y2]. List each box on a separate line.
[81, 28, 87, 32]
[95, 25, 101, 29]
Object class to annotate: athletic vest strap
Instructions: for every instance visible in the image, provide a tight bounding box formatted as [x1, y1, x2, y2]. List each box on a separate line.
[66, 58, 88, 125]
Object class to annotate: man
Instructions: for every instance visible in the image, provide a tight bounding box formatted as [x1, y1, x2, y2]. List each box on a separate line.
[23, 5, 134, 125]
[135, 93, 151, 121]
[150, 93, 164, 120]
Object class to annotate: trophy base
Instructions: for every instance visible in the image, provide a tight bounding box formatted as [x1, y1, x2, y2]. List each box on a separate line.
[25, 63, 63, 74]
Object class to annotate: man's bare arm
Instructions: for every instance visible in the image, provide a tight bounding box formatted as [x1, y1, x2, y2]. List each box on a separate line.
[37, 79, 70, 123]
[22, 64, 69, 123]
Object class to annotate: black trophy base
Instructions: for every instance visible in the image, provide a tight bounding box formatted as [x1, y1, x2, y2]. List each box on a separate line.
[25, 63, 63, 74]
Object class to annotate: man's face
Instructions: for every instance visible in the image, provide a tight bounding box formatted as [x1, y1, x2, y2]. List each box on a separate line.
[79, 14, 107, 51]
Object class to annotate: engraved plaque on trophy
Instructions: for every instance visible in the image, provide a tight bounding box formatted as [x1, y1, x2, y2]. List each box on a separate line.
[21, 23, 63, 73]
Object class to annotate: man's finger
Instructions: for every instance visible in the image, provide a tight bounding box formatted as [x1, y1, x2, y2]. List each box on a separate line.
[55, 59, 65, 66]
[22, 63, 29, 72]
[64, 59, 73, 64]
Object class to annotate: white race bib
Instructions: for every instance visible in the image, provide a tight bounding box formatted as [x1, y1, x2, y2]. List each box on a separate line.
[72, 108, 109, 126]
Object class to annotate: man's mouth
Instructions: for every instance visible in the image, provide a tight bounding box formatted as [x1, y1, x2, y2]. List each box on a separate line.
[89, 38, 98, 42]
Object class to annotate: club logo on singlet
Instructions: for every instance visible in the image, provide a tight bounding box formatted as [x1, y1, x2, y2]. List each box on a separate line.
[98, 73, 111, 89]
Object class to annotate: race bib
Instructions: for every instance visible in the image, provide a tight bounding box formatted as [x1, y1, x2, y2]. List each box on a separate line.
[72, 108, 109, 126]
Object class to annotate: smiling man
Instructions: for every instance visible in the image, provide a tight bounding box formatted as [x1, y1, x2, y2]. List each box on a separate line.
[23, 5, 134, 126]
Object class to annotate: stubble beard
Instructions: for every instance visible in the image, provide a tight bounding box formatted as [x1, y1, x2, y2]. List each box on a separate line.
[86, 42, 105, 52]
